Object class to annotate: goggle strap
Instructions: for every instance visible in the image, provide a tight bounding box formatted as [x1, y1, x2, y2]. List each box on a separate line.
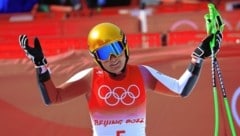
[122, 33, 127, 46]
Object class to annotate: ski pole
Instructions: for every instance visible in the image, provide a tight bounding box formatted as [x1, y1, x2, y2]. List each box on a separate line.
[204, 4, 220, 135]
[205, 3, 236, 136]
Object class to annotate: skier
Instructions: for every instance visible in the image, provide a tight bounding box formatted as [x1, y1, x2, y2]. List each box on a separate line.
[19, 22, 222, 136]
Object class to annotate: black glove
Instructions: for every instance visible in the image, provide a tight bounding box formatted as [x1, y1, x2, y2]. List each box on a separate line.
[19, 35, 47, 66]
[193, 31, 222, 59]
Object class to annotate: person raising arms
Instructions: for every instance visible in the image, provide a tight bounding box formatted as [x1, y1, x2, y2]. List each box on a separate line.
[19, 22, 222, 136]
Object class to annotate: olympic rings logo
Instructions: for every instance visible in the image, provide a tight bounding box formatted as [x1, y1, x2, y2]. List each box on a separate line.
[98, 84, 141, 106]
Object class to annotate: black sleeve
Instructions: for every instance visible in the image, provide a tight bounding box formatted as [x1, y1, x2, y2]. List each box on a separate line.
[180, 61, 203, 97]
[36, 67, 51, 105]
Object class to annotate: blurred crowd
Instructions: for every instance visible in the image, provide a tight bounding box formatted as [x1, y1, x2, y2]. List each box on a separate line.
[1, 0, 221, 13]
[0, 0, 81, 13]
[0, 0, 141, 13]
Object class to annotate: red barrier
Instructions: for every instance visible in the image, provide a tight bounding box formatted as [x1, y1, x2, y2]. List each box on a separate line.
[0, 20, 61, 38]
[168, 31, 240, 46]
[222, 31, 240, 45]
[168, 31, 206, 46]
[155, 2, 208, 13]
[1, 31, 240, 59]
[127, 33, 162, 48]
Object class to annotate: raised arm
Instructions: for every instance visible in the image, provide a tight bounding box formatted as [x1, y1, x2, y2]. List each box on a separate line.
[142, 31, 222, 97]
[181, 31, 222, 97]
[19, 35, 90, 105]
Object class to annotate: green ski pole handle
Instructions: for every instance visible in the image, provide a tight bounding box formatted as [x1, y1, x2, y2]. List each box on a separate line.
[208, 3, 224, 34]
[206, 3, 225, 51]
[208, 3, 224, 53]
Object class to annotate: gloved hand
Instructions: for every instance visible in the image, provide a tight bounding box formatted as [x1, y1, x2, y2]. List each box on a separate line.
[19, 35, 47, 67]
[192, 31, 222, 59]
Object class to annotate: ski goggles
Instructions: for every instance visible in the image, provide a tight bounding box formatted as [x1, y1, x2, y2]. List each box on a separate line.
[94, 41, 125, 61]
